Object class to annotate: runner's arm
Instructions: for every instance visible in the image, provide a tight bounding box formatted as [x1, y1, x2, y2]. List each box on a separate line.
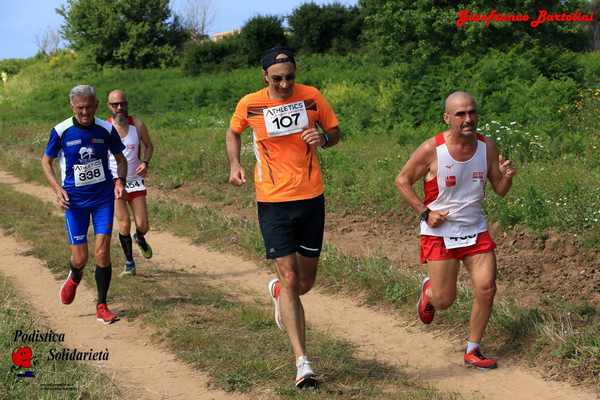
[395, 140, 435, 214]
[133, 117, 153, 176]
[41, 154, 69, 209]
[486, 139, 516, 197]
[226, 128, 246, 186]
[113, 152, 127, 199]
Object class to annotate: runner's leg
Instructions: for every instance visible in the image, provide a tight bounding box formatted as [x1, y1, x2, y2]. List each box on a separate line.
[428, 259, 460, 310]
[130, 195, 149, 235]
[276, 254, 306, 358]
[115, 198, 134, 263]
[463, 251, 497, 343]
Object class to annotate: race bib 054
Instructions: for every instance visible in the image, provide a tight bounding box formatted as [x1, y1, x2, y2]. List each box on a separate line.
[125, 177, 146, 193]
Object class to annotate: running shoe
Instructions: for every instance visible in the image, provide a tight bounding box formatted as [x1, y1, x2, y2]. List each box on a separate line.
[295, 356, 318, 389]
[119, 261, 136, 277]
[133, 233, 153, 259]
[464, 348, 497, 369]
[268, 278, 285, 331]
[96, 303, 119, 325]
[417, 277, 435, 324]
[59, 272, 80, 305]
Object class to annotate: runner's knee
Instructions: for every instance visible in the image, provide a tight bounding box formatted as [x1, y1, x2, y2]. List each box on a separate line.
[279, 270, 301, 294]
[118, 220, 131, 234]
[474, 281, 496, 304]
[116, 213, 130, 233]
[432, 291, 456, 310]
[95, 246, 110, 265]
[71, 255, 87, 268]
[298, 278, 315, 295]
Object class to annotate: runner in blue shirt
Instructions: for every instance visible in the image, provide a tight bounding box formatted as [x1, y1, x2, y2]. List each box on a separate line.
[41, 84, 128, 325]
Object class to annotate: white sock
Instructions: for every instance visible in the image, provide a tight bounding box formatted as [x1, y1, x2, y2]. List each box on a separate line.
[296, 355, 309, 366]
[466, 341, 479, 353]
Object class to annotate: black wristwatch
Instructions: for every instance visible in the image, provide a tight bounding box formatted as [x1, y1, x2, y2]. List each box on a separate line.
[419, 208, 431, 223]
[321, 133, 330, 148]
[143, 160, 150, 167]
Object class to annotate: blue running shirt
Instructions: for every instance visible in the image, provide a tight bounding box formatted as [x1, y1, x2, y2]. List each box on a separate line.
[44, 117, 126, 208]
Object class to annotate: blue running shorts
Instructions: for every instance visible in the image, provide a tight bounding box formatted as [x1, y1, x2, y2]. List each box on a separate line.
[64, 200, 114, 245]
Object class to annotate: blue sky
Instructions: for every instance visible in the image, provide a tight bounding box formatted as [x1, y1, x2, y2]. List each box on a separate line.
[0, 0, 358, 60]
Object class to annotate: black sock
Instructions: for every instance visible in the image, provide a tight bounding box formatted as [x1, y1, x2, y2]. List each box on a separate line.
[135, 229, 146, 243]
[119, 233, 134, 262]
[95, 265, 112, 305]
[70, 262, 84, 283]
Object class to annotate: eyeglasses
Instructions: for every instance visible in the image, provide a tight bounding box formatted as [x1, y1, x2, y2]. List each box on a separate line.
[269, 74, 295, 83]
[109, 101, 128, 108]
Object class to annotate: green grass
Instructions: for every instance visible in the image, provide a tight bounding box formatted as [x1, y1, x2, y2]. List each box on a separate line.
[0, 276, 121, 399]
[144, 194, 599, 387]
[1, 54, 600, 389]
[2, 51, 600, 233]
[0, 184, 457, 399]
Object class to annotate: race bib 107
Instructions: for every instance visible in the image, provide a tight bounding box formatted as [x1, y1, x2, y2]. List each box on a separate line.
[73, 160, 106, 187]
[263, 101, 308, 137]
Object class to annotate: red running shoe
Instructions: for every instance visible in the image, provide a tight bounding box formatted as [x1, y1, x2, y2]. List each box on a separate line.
[96, 303, 119, 325]
[59, 272, 79, 305]
[464, 348, 498, 369]
[268, 278, 285, 331]
[417, 277, 435, 324]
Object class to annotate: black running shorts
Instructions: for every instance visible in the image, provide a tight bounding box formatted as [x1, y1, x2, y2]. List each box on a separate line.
[257, 194, 325, 259]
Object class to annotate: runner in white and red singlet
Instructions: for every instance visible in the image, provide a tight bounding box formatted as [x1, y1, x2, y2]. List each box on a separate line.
[395, 91, 516, 369]
[107, 90, 154, 277]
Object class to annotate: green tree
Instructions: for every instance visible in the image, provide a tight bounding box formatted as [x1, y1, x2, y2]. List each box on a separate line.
[359, 0, 590, 64]
[239, 15, 287, 65]
[288, 3, 363, 54]
[58, 0, 188, 68]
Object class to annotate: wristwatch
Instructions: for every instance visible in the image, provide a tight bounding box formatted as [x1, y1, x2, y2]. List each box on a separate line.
[419, 208, 431, 223]
[321, 133, 330, 148]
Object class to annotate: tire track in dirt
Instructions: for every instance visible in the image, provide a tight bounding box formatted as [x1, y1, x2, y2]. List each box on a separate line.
[1, 169, 597, 400]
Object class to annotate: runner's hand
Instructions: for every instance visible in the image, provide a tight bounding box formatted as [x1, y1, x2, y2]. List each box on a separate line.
[300, 128, 323, 150]
[229, 165, 246, 186]
[55, 188, 70, 210]
[499, 155, 516, 179]
[135, 162, 148, 177]
[427, 210, 448, 228]
[114, 180, 125, 199]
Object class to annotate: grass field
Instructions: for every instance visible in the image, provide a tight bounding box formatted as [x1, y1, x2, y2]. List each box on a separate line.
[0, 184, 457, 399]
[0, 53, 599, 390]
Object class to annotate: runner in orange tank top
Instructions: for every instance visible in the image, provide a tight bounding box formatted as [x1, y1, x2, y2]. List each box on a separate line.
[226, 47, 341, 389]
[395, 91, 517, 370]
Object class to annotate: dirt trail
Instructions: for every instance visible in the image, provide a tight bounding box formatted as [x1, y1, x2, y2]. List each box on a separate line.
[0, 233, 244, 400]
[1, 170, 597, 400]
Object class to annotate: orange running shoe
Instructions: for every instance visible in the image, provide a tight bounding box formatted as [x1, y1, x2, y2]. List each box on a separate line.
[417, 277, 435, 324]
[464, 348, 497, 369]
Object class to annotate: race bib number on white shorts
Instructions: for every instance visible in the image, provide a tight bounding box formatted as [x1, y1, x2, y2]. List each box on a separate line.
[125, 177, 146, 193]
[74, 160, 106, 187]
[443, 233, 478, 249]
[263, 101, 308, 137]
